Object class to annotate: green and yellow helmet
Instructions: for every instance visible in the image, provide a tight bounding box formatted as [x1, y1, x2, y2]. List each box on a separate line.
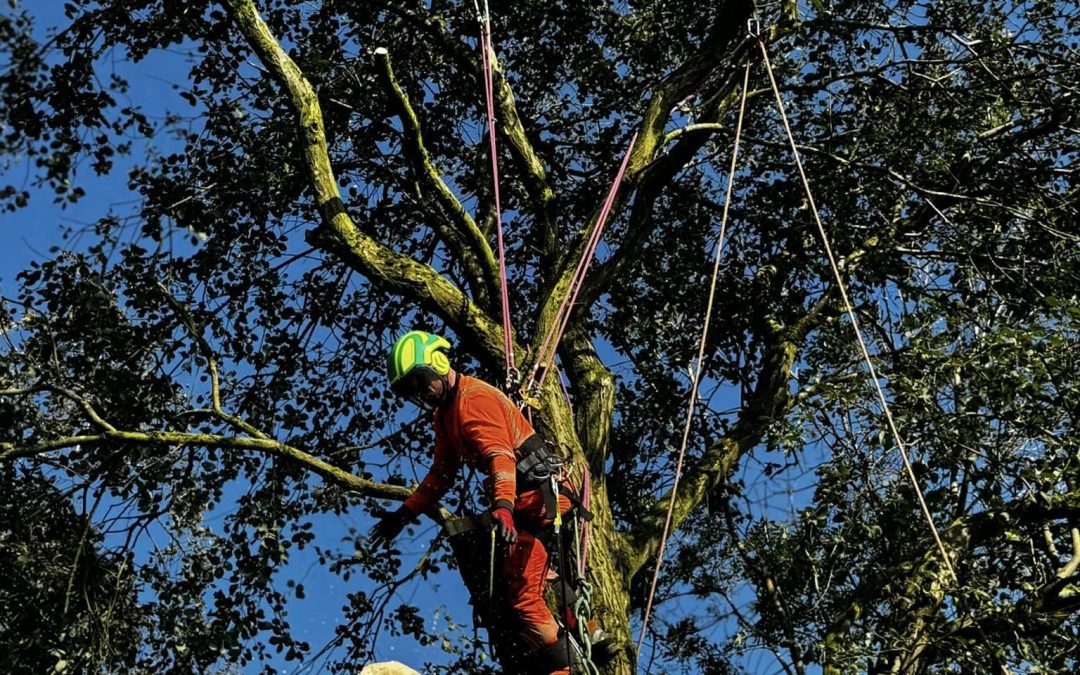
[387, 330, 452, 388]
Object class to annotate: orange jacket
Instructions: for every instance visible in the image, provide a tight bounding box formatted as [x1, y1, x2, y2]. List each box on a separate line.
[402, 374, 534, 516]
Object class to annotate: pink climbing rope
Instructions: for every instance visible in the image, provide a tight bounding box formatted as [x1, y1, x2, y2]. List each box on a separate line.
[479, 5, 515, 378]
[528, 134, 638, 394]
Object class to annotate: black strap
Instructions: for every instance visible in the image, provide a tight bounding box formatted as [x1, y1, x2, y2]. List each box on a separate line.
[559, 484, 594, 522]
[531, 634, 573, 672]
[539, 477, 559, 521]
[516, 434, 562, 486]
[517, 433, 547, 456]
[516, 434, 594, 522]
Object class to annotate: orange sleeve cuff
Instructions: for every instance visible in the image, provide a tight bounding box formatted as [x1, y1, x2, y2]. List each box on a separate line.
[488, 452, 517, 506]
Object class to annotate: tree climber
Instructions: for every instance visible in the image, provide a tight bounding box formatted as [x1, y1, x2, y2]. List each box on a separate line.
[369, 330, 614, 674]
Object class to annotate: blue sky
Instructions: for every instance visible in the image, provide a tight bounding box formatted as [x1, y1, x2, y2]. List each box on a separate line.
[1, 6, 176, 286]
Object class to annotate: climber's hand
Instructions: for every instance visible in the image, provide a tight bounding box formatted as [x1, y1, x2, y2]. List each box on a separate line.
[490, 501, 518, 544]
[369, 506, 412, 549]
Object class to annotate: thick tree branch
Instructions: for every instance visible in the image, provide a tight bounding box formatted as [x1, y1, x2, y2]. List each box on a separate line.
[1056, 528, 1080, 581]
[221, 0, 509, 364]
[535, 2, 757, 364]
[483, 44, 559, 261]
[824, 492, 1080, 674]
[620, 82, 1057, 572]
[389, 5, 559, 259]
[0, 429, 409, 498]
[625, 324, 802, 575]
[374, 47, 500, 308]
[0, 381, 407, 501]
[559, 325, 616, 476]
[579, 59, 752, 310]
[624, 0, 756, 180]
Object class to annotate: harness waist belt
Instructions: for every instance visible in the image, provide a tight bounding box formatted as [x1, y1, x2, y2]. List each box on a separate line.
[514, 434, 594, 522]
[515, 434, 560, 484]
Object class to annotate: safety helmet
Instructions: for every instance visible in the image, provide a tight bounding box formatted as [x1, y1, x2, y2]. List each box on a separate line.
[387, 330, 453, 408]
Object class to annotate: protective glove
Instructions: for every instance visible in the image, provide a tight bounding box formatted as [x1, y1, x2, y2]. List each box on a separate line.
[368, 505, 413, 550]
[490, 500, 518, 544]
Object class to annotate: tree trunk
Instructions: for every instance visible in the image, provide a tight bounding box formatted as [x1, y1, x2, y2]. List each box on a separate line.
[586, 482, 637, 674]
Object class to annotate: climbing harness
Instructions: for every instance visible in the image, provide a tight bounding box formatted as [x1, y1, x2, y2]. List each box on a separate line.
[515, 435, 595, 526]
[516, 435, 561, 484]
[445, 432, 599, 673]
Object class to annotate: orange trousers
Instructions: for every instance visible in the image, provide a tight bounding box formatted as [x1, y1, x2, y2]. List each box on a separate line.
[504, 486, 573, 674]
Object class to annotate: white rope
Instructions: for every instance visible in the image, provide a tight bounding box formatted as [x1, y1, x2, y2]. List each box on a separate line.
[755, 36, 958, 582]
[636, 60, 752, 658]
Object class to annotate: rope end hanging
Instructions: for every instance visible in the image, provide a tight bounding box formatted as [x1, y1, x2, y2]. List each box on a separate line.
[635, 58, 751, 665]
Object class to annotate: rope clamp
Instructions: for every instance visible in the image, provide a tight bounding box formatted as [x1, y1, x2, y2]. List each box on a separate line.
[477, 0, 493, 26]
[516, 376, 542, 410]
[504, 366, 522, 394]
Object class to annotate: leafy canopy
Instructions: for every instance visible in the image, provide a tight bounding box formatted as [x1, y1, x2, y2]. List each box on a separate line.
[1, 0, 1078, 673]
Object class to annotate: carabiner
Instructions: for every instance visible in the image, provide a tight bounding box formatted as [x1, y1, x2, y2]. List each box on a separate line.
[747, 16, 761, 39]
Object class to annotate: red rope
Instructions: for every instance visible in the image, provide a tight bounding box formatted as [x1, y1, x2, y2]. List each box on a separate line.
[528, 134, 638, 394]
[479, 10, 515, 378]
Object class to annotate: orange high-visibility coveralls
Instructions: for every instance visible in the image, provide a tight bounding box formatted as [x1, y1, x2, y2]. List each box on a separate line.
[401, 375, 571, 672]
